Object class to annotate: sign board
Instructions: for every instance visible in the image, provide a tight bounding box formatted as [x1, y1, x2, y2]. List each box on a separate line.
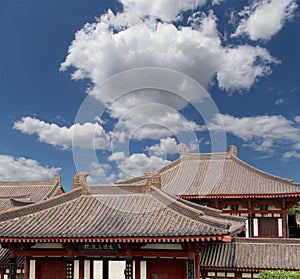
[78, 243, 118, 254]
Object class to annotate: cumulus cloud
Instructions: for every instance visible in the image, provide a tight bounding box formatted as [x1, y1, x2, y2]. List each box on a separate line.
[232, 0, 298, 41]
[117, 153, 170, 179]
[58, 1, 285, 149]
[282, 151, 300, 161]
[217, 45, 278, 91]
[121, 0, 206, 22]
[208, 113, 300, 154]
[148, 137, 180, 157]
[0, 154, 61, 181]
[60, 7, 277, 94]
[86, 161, 116, 184]
[13, 117, 110, 150]
[295, 116, 300, 123]
[108, 151, 126, 162]
[113, 108, 203, 140]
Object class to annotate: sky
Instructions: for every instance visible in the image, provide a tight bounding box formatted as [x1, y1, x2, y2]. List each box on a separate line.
[0, 0, 299, 191]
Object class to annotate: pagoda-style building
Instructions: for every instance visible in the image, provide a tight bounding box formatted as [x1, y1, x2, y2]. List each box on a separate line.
[0, 173, 245, 279]
[119, 145, 300, 239]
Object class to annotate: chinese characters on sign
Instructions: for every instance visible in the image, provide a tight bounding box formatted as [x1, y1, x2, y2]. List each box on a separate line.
[78, 243, 118, 254]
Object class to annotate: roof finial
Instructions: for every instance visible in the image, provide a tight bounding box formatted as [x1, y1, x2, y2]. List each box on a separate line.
[179, 145, 188, 158]
[72, 172, 90, 195]
[145, 171, 161, 191]
[54, 174, 61, 185]
[229, 145, 238, 157]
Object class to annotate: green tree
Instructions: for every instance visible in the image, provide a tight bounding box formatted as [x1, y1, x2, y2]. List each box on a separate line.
[259, 270, 300, 279]
[287, 201, 300, 215]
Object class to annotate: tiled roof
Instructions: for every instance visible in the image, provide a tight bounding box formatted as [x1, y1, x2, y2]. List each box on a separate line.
[0, 186, 245, 243]
[0, 175, 63, 211]
[200, 238, 300, 271]
[118, 147, 300, 197]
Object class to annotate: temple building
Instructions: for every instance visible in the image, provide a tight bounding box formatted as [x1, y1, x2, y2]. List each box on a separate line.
[0, 173, 245, 279]
[0, 146, 300, 279]
[119, 145, 300, 239]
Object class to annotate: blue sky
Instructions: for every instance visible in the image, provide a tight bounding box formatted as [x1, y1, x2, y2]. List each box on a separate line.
[0, 0, 299, 191]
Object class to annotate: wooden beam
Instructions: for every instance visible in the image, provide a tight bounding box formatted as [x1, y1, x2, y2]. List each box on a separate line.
[15, 249, 189, 258]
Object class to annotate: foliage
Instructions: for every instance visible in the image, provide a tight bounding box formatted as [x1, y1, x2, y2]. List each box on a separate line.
[287, 201, 300, 215]
[259, 270, 300, 279]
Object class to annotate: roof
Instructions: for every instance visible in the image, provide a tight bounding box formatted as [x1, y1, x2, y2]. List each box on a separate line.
[0, 174, 63, 211]
[118, 146, 300, 198]
[200, 238, 300, 271]
[0, 185, 245, 243]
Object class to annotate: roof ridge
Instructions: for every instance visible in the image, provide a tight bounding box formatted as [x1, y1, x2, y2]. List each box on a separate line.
[158, 157, 181, 173]
[177, 198, 245, 222]
[150, 186, 231, 230]
[0, 180, 55, 185]
[43, 181, 62, 199]
[231, 155, 299, 185]
[0, 194, 30, 200]
[0, 188, 82, 222]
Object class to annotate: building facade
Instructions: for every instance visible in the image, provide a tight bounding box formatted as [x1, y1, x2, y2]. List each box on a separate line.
[0, 173, 245, 279]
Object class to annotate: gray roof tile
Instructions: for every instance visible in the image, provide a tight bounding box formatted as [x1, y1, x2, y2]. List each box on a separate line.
[0, 186, 245, 242]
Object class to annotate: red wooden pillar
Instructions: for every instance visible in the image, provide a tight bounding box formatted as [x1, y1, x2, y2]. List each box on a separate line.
[195, 251, 201, 279]
[135, 258, 141, 279]
[282, 200, 287, 238]
[124, 244, 133, 279]
[24, 256, 30, 279]
[213, 199, 219, 209]
[79, 258, 84, 279]
[35, 259, 39, 279]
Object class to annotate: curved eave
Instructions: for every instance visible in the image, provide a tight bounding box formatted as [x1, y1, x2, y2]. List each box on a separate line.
[180, 193, 300, 200]
[0, 235, 231, 244]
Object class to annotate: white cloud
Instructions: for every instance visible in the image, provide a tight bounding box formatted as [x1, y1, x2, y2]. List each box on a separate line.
[275, 98, 284, 105]
[208, 113, 300, 154]
[60, 9, 277, 94]
[114, 108, 203, 140]
[212, 0, 226, 5]
[108, 151, 126, 162]
[148, 137, 179, 157]
[117, 153, 170, 180]
[13, 117, 110, 150]
[295, 116, 300, 123]
[0, 154, 61, 181]
[188, 139, 202, 152]
[217, 45, 279, 92]
[232, 0, 298, 41]
[282, 151, 300, 161]
[86, 161, 116, 184]
[121, 0, 207, 22]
